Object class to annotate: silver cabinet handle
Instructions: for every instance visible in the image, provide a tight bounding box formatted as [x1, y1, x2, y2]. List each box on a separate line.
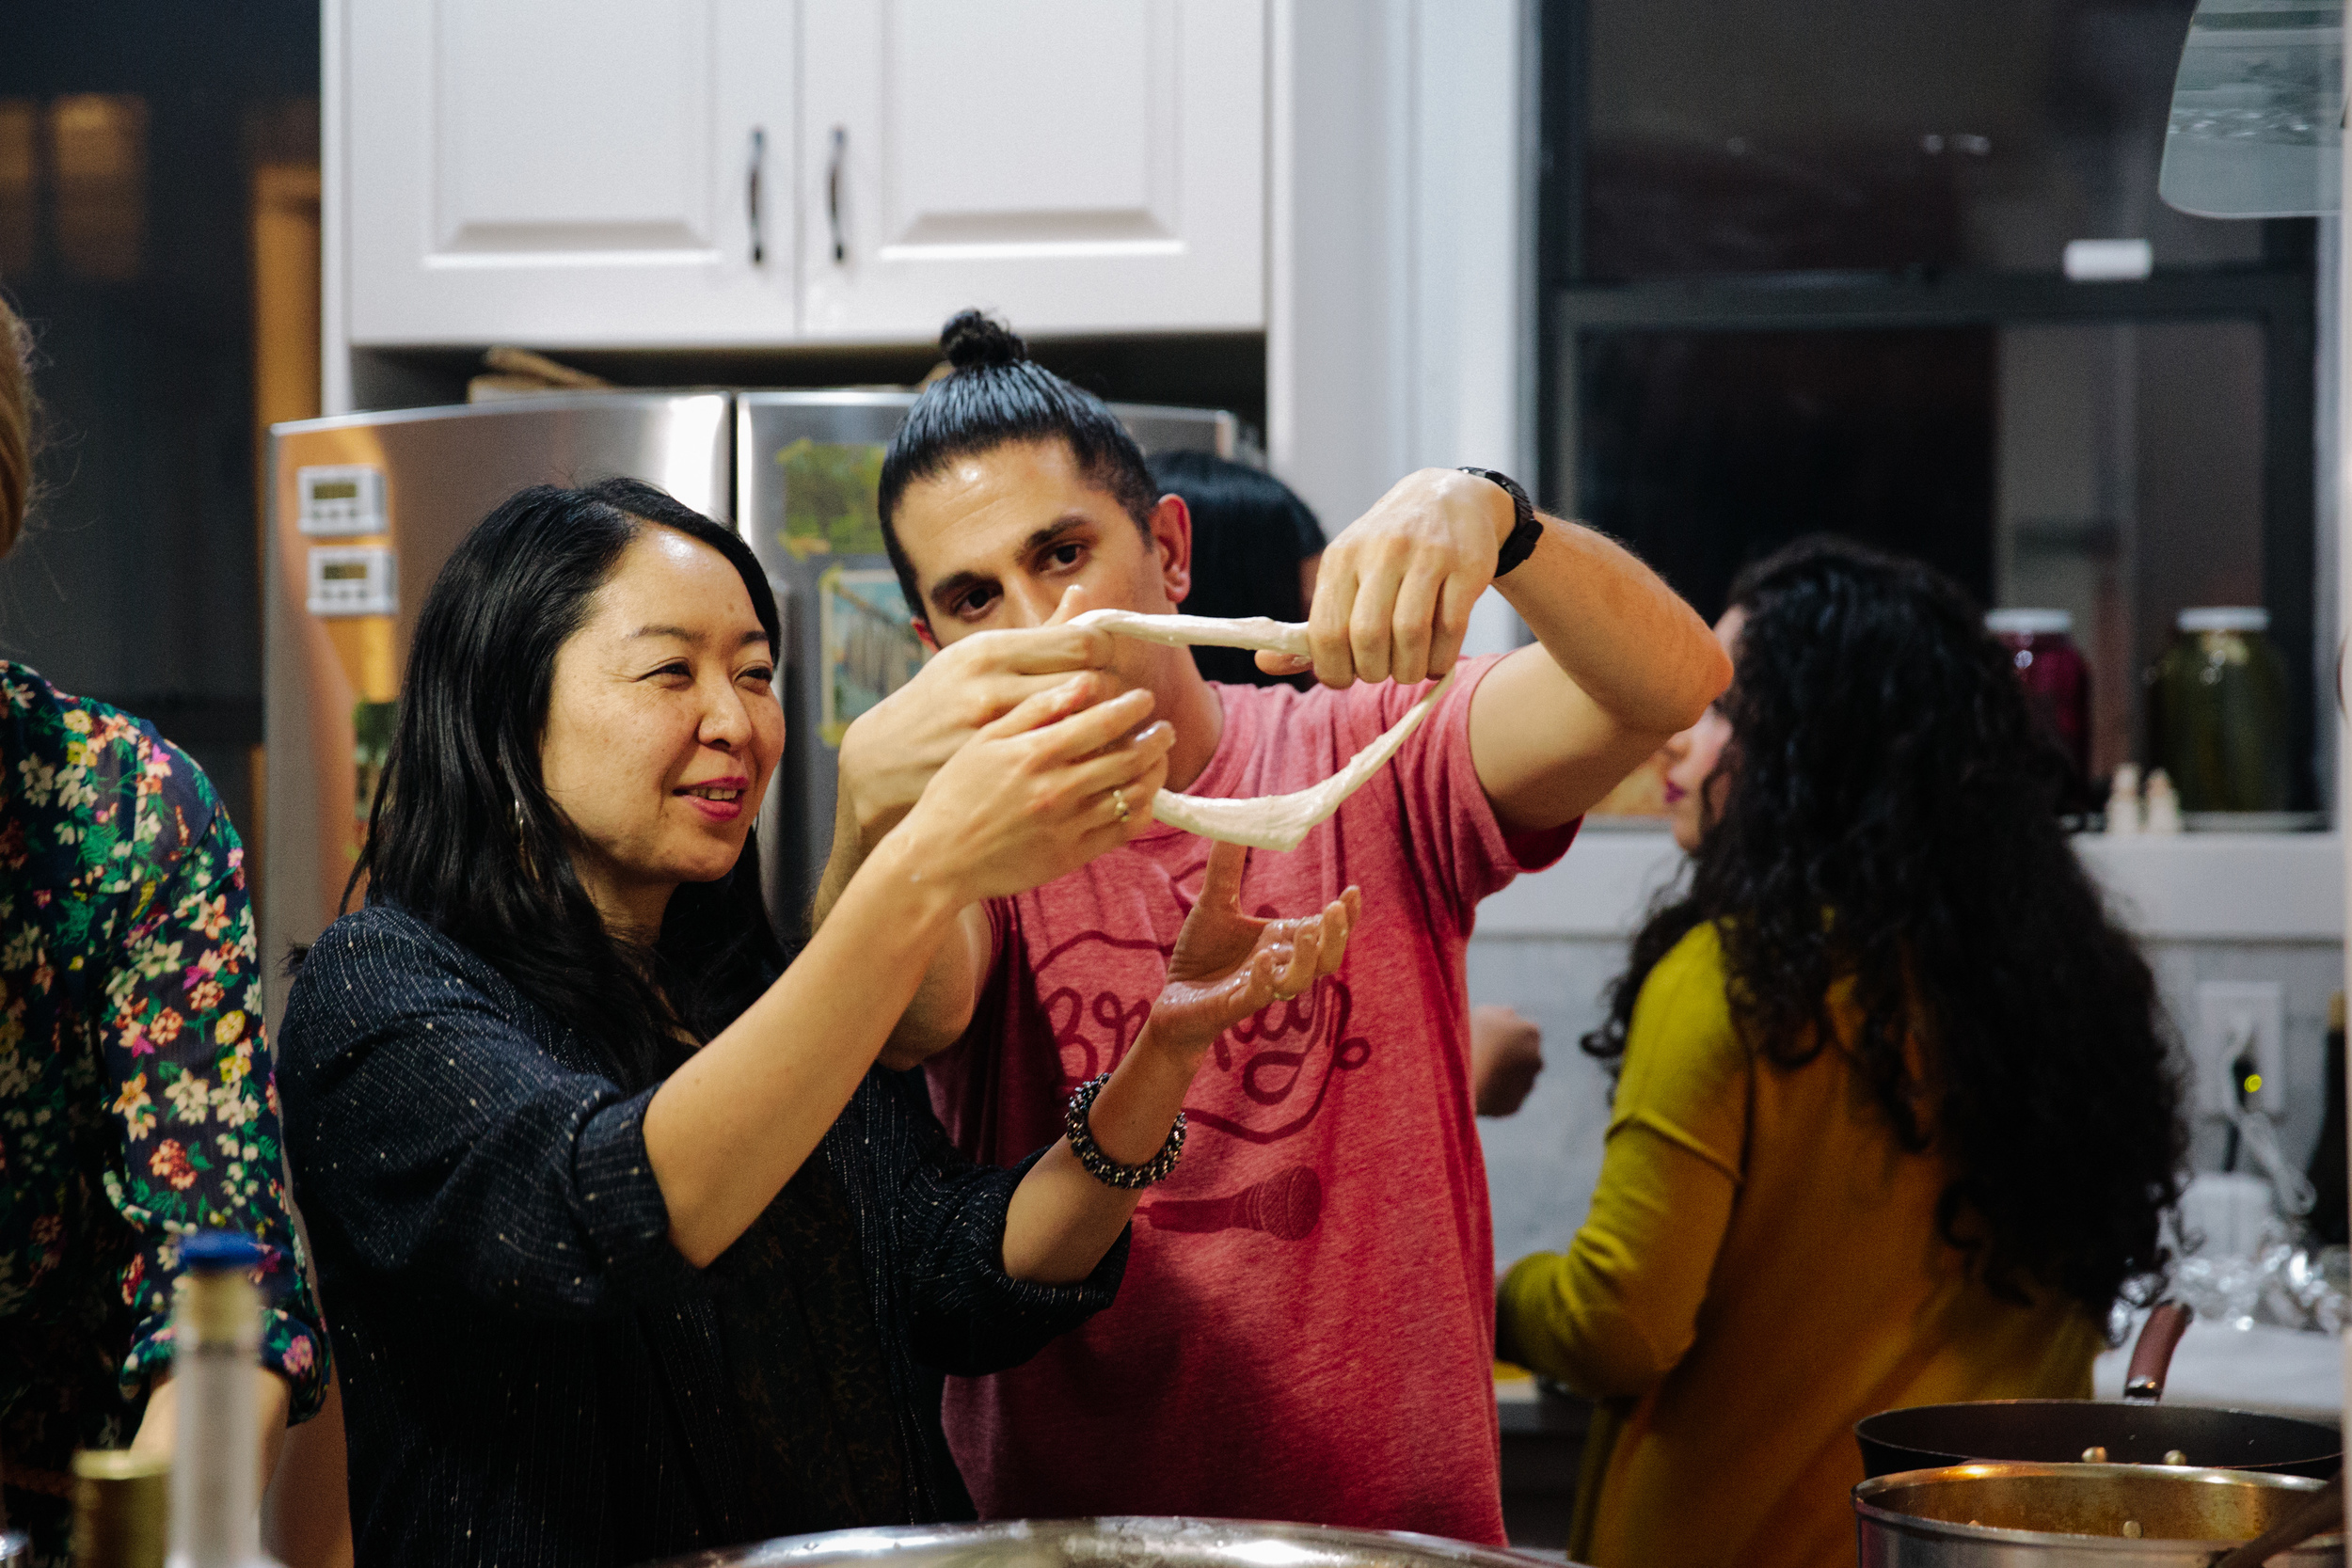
[747, 127, 767, 265]
[827, 126, 847, 263]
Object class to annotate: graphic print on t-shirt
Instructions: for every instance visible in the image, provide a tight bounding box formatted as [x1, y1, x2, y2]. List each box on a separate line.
[1029, 910, 1364, 1241]
[1031, 918, 1373, 1145]
[1141, 1163, 1323, 1240]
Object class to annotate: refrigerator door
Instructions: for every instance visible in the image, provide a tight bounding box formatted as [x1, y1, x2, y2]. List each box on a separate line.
[736, 392, 1236, 927]
[262, 392, 731, 1013]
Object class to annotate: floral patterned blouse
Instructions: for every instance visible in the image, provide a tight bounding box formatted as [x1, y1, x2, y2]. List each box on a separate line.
[0, 663, 326, 1535]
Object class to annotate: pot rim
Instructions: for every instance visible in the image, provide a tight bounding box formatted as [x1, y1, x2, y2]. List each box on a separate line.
[1855, 1399, 2341, 1433]
[1852, 1462, 2342, 1554]
[642, 1517, 1564, 1568]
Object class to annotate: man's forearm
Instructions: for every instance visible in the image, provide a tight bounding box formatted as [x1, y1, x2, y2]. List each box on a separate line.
[1499, 516, 1727, 736]
[875, 903, 989, 1069]
[808, 788, 870, 932]
[1466, 514, 1729, 830]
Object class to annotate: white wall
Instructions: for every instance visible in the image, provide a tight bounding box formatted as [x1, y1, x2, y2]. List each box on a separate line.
[1267, 0, 1533, 652]
[1474, 832, 2350, 1262]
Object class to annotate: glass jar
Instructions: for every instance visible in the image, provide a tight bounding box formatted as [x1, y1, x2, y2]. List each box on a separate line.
[1986, 609, 2090, 784]
[2148, 607, 2291, 814]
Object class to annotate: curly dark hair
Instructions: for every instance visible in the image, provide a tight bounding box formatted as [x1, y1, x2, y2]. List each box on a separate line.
[1584, 537, 2184, 1319]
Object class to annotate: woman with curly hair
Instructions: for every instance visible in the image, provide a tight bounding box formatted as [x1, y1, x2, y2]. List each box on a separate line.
[1496, 537, 2185, 1568]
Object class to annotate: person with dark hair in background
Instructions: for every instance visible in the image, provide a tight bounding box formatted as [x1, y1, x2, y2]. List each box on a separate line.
[822, 311, 1730, 1543]
[1496, 538, 2185, 1568]
[1146, 451, 1325, 687]
[0, 300, 329, 1562]
[276, 477, 1357, 1566]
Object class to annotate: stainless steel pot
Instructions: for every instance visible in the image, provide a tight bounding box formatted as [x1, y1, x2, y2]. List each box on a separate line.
[1854, 1463, 2344, 1566]
[648, 1518, 1567, 1568]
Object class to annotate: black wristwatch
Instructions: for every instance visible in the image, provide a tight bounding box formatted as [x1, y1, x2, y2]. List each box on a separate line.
[1459, 467, 1542, 577]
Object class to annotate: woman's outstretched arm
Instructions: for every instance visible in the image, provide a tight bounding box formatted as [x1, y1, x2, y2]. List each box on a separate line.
[999, 840, 1360, 1283]
[646, 679, 1171, 1267]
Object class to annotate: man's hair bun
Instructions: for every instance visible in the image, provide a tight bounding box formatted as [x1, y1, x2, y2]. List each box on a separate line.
[940, 309, 1027, 372]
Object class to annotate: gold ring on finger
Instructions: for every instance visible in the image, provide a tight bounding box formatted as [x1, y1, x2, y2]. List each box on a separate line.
[1110, 787, 1130, 823]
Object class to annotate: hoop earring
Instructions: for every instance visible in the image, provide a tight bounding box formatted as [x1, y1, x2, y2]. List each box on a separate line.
[513, 797, 537, 879]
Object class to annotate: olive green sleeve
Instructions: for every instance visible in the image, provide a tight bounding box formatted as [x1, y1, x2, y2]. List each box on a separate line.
[1497, 927, 1748, 1399]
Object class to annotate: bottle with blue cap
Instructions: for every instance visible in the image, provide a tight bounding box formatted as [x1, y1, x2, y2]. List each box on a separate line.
[165, 1232, 280, 1568]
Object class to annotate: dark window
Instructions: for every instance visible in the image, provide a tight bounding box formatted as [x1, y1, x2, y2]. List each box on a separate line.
[1541, 0, 2321, 806]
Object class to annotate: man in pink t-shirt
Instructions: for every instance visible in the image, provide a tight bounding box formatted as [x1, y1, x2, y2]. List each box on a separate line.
[813, 314, 1729, 1543]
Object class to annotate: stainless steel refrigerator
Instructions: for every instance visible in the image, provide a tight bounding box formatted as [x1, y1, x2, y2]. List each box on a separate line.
[262, 390, 1235, 1000]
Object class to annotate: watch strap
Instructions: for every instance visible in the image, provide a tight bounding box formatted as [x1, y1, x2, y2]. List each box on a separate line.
[1460, 467, 1542, 577]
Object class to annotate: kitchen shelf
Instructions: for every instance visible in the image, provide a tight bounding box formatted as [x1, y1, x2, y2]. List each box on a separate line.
[1478, 829, 2345, 944]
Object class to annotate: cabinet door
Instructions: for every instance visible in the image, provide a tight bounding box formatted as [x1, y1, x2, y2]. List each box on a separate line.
[801, 0, 1264, 341]
[345, 0, 797, 346]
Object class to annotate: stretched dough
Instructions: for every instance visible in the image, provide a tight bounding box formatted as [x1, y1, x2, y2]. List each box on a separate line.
[1071, 609, 1457, 851]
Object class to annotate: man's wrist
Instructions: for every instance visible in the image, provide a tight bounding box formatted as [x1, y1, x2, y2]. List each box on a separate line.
[1459, 467, 1540, 576]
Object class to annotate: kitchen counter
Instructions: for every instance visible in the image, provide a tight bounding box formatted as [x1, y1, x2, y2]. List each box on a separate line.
[1497, 1373, 1589, 1549]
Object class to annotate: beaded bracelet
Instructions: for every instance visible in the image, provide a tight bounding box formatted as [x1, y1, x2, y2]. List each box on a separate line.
[1064, 1072, 1186, 1190]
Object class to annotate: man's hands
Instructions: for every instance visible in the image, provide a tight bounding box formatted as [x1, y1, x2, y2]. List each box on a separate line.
[1259, 468, 1515, 689]
[1144, 841, 1361, 1063]
[836, 587, 1117, 854]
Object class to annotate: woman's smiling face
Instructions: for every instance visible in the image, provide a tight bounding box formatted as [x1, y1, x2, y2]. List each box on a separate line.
[538, 525, 784, 937]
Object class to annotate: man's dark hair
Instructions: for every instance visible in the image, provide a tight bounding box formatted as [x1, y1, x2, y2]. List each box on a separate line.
[878, 310, 1157, 619]
[347, 477, 787, 1090]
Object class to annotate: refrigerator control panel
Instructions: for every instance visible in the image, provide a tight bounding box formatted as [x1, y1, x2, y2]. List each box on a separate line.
[296, 464, 387, 536]
[307, 546, 398, 618]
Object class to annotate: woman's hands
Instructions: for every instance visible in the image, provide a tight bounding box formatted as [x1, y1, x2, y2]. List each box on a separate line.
[1145, 840, 1360, 1065]
[892, 673, 1174, 904]
[653, 674, 1167, 1269]
[1000, 842, 1359, 1283]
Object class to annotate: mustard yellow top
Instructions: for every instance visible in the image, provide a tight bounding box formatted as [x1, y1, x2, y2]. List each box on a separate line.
[1497, 924, 2103, 1568]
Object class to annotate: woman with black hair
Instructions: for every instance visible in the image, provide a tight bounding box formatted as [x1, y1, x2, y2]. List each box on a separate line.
[277, 477, 1358, 1567]
[1495, 538, 2185, 1568]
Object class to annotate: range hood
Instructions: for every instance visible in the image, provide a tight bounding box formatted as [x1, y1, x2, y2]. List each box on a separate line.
[2160, 0, 2344, 217]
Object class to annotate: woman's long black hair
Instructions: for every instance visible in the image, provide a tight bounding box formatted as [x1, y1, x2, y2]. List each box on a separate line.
[1587, 537, 2185, 1319]
[350, 477, 787, 1090]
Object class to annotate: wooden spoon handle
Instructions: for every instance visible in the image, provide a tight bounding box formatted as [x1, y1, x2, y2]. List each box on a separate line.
[2124, 1300, 2193, 1400]
[2211, 1472, 2341, 1568]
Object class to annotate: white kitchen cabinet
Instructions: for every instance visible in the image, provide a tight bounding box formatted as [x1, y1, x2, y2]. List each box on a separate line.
[800, 0, 1265, 341]
[344, 0, 798, 345]
[341, 0, 1265, 350]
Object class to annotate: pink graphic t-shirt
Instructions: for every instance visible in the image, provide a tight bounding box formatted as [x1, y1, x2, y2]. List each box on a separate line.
[924, 655, 1577, 1544]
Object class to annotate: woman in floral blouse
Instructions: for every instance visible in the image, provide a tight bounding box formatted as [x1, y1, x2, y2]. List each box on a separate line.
[0, 300, 327, 1561]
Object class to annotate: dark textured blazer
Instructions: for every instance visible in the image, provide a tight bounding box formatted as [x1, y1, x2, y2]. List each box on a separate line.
[279, 904, 1125, 1568]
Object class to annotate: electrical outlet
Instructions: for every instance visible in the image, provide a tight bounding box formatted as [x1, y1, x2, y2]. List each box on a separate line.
[2195, 980, 2285, 1117]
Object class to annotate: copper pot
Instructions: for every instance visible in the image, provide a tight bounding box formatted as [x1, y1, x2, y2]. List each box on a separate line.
[1854, 1463, 2342, 1566]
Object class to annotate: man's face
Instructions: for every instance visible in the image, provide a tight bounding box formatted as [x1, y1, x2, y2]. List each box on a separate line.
[894, 437, 1194, 683]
